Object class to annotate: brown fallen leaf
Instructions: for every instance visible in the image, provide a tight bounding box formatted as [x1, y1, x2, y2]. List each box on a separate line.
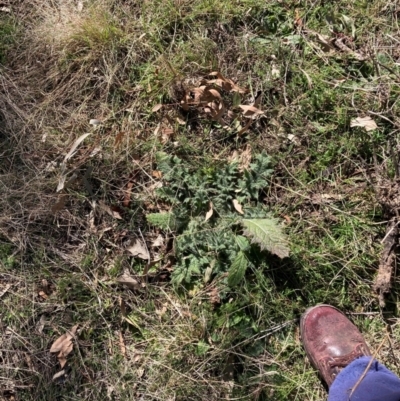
[232, 199, 244, 214]
[160, 126, 174, 144]
[99, 201, 123, 220]
[50, 325, 78, 369]
[152, 104, 163, 112]
[252, 91, 263, 107]
[181, 85, 223, 110]
[110, 205, 123, 220]
[205, 100, 225, 123]
[152, 234, 164, 247]
[127, 239, 150, 260]
[205, 88, 222, 100]
[205, 202, 213, 222]
[333, 37, 366, 61]
[117, 273, 140, 290]
[208, 286, 221, 306]
[123, 181, 134, 207]
[350, 116, 378, 132]
[152, 170, 163, 179]
[238, 105, 264, 119]
[207, 72, 248, 94]
[64, 133, 91, 163]
[294, 8, 303, 28]
[283, 215, 292, 224]
[315, 33, 333, 51]
[53, 370, 66, 381]
[237, 119, 253, 136]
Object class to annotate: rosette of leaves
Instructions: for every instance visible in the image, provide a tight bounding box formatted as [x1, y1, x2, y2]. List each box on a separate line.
[146, 152, 289, 287]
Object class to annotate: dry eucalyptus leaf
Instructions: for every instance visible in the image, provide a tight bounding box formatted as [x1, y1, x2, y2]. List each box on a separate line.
[160, 127, 174, 143]
[208, 101, 225, 122]
[53, 370, 66, 381]
[99, 201, 123, 220]
[123, 181, 134, 207]
[238, 105, 264, 119]
[117, 273, 140, 290]
[64, 133, 91, 163]
[50, 325, 78, 368]
[50, 325, 78, 353]
[181, 83, 225, 111]
[127, 240, 150, 260]
[208, 72, 248, 94]
[207, 88, 222, 99]
[77, 1, 83, 12]
[152, 234, 164, 247]
[232, 199, 244, 215]
[152, 104, 163, 112]
[237, 119, 252, 136]
[89, 119, 102, 126]
[110, 207, 123, 220]
[350, 116, 378, 132]
[205, 202, 214, 222]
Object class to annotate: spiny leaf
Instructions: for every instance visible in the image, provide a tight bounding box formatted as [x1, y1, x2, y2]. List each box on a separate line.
[242, 218, 289, 258]
[146, 212, 176, 230]
[235, 235, 250, 251]
[228, 251, 248, 287]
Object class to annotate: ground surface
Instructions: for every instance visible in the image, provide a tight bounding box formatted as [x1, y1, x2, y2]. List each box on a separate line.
[1, 0, 400, 400]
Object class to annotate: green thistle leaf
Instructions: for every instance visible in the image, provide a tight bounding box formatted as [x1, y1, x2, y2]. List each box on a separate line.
[228, 251, 248, 287]
[242, 218, 289, 258]
[146, 212, 176, 230]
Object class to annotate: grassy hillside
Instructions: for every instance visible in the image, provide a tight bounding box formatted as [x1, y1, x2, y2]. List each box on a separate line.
[1, 0, 400, 400]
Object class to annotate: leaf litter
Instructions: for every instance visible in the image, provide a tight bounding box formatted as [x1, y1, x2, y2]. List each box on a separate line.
[50, 324, 78, 372]
[350, 116, 378, 131]
[153, 71, 264, 137]
[117, 273, 140, 290]
[127, 239, 150, 260]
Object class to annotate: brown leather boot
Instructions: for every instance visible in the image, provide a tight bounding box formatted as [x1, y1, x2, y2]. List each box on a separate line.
[300, 304, 371, 387]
